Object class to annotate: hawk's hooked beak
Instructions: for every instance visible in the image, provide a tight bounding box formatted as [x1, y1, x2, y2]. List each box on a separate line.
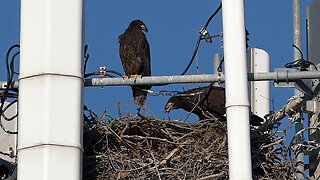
[141, 25, 148, 33]
[164, 102, 173, 113]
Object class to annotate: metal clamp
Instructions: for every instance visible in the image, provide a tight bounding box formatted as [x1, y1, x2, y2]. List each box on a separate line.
[217, 72, 222, 85]
[99, 66, 107, 78]
[1, 82, 7, 89]
[199, 28, 208, 36]
[275, 71, 279, 84]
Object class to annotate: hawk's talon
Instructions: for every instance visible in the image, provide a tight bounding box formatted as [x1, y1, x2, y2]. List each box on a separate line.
[130, 74, 142, 83]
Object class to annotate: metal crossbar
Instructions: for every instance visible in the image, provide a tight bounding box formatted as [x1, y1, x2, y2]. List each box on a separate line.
[1, 71, 320, 89]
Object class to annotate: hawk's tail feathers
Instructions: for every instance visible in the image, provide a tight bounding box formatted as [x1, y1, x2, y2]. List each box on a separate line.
[131, 86, 148, 107]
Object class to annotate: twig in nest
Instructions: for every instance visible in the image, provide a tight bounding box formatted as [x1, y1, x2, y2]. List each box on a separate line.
[160, 141, 189, 165]
[183, 95, 202, 121]
[119, 120, 129, 138]
[198, 172, 225, 180]
[257, 95, 304, 132]
[294, 167, 312, 180]
[145, 139, 161, 180]
[121, 135, 189, 145]
[103, 126, 121, 142]
[117, 101, 122, 118]
[136, 107, 150, 120]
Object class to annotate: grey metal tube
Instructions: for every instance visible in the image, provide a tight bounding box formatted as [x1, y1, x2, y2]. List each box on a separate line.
[213, 53, 222, 74]
[2, 71, 320, 89]
[86, 71, 320, 86]
[213, 53, 222, 87]
[86, 74, 224, 86]
[293, 0, 302, 60]
[293, 0, 304, 179]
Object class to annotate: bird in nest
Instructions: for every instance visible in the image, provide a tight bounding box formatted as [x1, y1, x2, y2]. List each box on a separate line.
[164, 85, 264, 126]
[119, 20, 151, 107]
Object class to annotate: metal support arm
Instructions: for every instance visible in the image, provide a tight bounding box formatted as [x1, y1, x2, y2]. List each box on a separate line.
[1, 70, 320, 89]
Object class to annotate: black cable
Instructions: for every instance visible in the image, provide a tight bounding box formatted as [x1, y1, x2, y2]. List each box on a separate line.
[0, 93, 18, 99]
[10, 51, 20, 81]
[0, 45, 20, 134]
[284, 59, 316, 70]
[11, 57, 19, 76]
[217, 57, 224, 73]
[106, 69, 124, 77]
[181, 2, 222, 75]
[5, 45, 20, 88]
[1, 45, 19, 104]
[1, 99, 18, 121]
[293, 44, 304, 60]
[83, 44, 89, 75]
[285, 44, 318, 71]
[82, 44, 124, 78]
[204, 3, 222, 32]
[213, 28, 248, 73]
[181, 36, 202, 75]
[84, 71, 100, 78]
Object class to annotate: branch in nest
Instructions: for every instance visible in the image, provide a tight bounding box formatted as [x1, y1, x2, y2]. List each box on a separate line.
[257, 96, 304, 132]
[273, 96, 304, 121]
[121, 135, 190, 145]
[160, 140, 189, 165]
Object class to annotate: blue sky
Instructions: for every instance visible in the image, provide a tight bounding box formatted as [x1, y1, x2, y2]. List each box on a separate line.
[0, 0, 315, 121]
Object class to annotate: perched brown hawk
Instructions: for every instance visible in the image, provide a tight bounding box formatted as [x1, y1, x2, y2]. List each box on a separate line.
[119, 20, 151, 106]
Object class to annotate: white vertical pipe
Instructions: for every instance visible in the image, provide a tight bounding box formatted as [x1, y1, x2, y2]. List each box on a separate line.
[222, 0, 252, 179]
[293, 0, 304, 179]
[18, 0, 84, 179]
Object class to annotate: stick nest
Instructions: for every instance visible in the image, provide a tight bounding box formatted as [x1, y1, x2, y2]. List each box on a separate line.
[83, 110, 296, 180]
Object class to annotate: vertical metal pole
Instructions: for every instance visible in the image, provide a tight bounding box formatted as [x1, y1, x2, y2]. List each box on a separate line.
[222, 0, 252, 179]
[213, 53, 222, 87]
[18, 0, 84, 179]
[293, 0, 302, 60]
[293, 0, 304, 179]
[213, 53, 222, 74]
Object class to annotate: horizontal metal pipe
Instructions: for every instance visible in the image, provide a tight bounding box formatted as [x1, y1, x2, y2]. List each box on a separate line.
[86, 74, 225, 86]
[1, 71, 320, 89]
[250, 71, 320, 82]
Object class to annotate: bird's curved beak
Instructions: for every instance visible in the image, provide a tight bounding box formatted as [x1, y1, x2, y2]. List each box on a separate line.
[141, 25, 148, 33]
[164, 102, 173, 113]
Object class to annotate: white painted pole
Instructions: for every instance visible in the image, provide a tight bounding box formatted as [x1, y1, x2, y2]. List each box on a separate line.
[18, 0, 84, 179]
[221, 0, 253, 179]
